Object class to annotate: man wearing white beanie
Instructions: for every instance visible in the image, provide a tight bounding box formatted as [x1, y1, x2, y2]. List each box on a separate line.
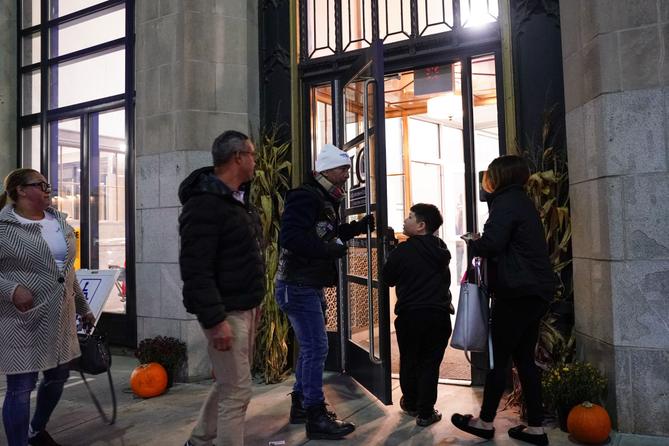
[275, 143, 374, 440]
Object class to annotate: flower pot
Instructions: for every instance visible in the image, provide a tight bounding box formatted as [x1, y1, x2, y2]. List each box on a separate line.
[557, 405, 574, 432]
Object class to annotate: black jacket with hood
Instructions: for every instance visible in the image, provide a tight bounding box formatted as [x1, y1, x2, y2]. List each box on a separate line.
[468, 184, 555, 301]
[382, 234, 452, 315]
[178, 166, 265, 329]
[276, 177, 365, 288]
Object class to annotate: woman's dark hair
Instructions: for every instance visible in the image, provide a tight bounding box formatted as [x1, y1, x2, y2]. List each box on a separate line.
[211, 130, 250, 166]
[485, 155, 530, 192]
[0, 168, 41, 208]
[410, 203, 443, 234]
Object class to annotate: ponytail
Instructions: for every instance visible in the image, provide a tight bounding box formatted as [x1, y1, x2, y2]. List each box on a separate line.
[0, 190, 7, 208]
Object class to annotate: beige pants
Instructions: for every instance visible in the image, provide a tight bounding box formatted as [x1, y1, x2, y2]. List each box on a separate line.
[189, 308, 258, 446]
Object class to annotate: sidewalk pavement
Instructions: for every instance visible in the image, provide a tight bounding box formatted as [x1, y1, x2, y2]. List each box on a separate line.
[1, 355, 665, 445]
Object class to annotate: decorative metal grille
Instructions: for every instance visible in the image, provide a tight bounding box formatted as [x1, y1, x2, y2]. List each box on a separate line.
[378, 0, 411, 43]
[348, 281, 380, 332]
[342, 0, 373, 52]
[325, 286, 339, 330]
[300, 0, 499, 60]
[418, 0, 454, 36]
[306, 0, 336, 58]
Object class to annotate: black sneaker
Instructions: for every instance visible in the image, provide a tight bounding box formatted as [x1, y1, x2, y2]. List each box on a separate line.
[399, 396, 418, 417]
[28, 431, 61, 446]
[416, 409, 442, 427]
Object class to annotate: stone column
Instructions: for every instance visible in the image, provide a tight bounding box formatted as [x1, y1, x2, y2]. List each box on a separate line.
[135, 0, 259, 378]
[0, 0, 17, 176]
[561, 0, 669, 437]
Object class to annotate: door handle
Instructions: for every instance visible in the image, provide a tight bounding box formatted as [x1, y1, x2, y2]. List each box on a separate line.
[363, 78, 382, 365]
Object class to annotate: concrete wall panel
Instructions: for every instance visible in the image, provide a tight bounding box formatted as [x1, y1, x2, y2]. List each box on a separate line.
[620, 26, 661, 91]
[612, 260, 669, 348]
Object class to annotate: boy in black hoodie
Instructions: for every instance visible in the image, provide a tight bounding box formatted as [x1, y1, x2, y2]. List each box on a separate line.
[382, 203, 453, 427]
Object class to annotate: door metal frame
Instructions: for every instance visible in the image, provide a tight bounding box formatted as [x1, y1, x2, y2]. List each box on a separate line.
[299, 39, 507, 393]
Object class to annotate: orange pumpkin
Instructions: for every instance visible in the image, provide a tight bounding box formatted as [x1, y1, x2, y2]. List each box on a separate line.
[130, 362, 168, 398]
[567, 401, 611, 444]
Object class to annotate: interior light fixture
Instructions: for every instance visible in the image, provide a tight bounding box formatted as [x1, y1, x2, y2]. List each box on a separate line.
[426, 93, 463, 121]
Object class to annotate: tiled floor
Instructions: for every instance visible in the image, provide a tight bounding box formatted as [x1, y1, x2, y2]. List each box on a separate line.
[0, 356, 664, 445]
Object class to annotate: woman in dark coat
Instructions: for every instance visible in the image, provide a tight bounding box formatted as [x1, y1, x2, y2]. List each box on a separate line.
[451, 155, 554, 446]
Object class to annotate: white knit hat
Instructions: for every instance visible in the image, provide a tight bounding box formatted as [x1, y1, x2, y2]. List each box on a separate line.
[315, 144, 351, 172]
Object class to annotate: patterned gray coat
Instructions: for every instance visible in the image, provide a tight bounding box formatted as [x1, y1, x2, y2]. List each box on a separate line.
[0, 205, 91, 374]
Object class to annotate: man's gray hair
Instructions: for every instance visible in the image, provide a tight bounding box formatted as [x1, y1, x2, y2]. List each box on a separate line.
[211, 130, 250, 166]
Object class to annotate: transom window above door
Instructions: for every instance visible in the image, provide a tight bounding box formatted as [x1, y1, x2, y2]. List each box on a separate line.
[300, 0, 499, 60]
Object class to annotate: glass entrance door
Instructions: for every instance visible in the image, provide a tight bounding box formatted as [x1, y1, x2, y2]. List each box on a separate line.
[337, 40, 393, 404]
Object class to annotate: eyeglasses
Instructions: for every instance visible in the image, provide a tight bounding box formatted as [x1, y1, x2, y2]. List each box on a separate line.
[23, 181, 51, 192]
[237, 150, 258, 160]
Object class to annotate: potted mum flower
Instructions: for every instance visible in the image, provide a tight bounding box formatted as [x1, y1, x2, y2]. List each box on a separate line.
[541, 361, 607, 431]
[135, 336, 187, 387]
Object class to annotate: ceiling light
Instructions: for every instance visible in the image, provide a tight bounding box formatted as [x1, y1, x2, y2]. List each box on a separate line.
[426, 94, 462, 121]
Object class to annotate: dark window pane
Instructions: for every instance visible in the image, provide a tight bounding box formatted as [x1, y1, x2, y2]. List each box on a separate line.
[22, 0, 40, 28]
[49, 0, 109, 18]
[51, 5, 125, 58]
[21, 70, 40, 115]
[22, 32, 40, 66]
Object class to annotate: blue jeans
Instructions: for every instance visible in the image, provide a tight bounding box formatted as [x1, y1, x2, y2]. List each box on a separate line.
[275, 280, 328, 408]
[2, 364, 70, 446]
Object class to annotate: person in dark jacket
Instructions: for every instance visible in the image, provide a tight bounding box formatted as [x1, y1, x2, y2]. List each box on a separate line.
[382, 203, 452, 427]
[451, 155, 554, 446]
[179, 130, 264, 446]
[275, 143, 373, 440]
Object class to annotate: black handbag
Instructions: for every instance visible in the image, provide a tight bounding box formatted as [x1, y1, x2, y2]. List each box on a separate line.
[71, 332, 117, 425]
[75, 333, 112, 375]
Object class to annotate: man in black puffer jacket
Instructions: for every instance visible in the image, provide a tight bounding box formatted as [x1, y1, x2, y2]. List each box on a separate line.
[179, 130, 264, 446]
[275, 143, 373, 440]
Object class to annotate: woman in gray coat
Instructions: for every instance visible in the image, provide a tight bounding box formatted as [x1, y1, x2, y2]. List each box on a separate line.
[0, 168, 95, 446]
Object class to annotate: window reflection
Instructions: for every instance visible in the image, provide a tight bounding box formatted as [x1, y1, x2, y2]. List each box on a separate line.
[93, 109, 127, 314]
[52, 118, 82, 224]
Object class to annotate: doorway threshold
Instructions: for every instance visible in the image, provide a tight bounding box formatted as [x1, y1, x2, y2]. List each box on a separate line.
[391, 373, 471, 386]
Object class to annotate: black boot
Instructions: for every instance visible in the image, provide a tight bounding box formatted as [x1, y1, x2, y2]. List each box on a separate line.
[289, 391, 307, 424]
[306, 403, 355, 440]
